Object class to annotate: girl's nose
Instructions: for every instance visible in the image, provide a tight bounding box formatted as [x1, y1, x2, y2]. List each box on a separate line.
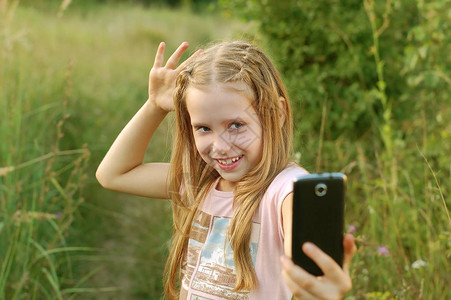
[212, 134, 232, 154]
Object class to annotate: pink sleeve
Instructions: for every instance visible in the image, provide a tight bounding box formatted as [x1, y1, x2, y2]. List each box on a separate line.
[249, 165, 308, 300]
[272, 166, 309, 238]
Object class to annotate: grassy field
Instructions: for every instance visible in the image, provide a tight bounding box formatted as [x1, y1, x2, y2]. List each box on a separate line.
[1, 1, 450, 299]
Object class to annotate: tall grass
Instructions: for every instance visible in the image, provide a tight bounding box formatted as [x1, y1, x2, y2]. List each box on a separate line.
[0, 30, 92, 300]
[0, 2, 95, 298]
[345, 2, 450, 298]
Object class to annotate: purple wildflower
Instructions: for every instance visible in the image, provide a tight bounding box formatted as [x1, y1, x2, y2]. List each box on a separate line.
[347, 224, 356, 234]
[378, 246, 390, 256]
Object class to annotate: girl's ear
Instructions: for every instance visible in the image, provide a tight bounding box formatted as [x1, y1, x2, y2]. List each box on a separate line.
[278, 96, 287, 127]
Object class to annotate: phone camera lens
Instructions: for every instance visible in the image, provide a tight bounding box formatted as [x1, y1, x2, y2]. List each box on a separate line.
[315, 183, 327, 197]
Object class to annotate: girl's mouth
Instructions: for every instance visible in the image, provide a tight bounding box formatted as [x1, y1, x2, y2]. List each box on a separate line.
[216, 155, 243, 170]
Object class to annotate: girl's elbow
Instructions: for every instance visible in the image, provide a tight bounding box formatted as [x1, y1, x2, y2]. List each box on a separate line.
[95, 167, 112, 189]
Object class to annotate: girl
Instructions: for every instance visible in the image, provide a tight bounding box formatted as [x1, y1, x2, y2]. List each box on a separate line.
[96, 40, 356, 299]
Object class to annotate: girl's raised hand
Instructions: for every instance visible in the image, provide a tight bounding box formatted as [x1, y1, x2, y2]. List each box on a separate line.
[281, 234, 356, 299]
[148, 41, 200, 112]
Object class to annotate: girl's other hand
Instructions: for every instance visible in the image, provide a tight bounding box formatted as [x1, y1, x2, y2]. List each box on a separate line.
[281, 234, 356, 300]
[148, 41, 201, 112]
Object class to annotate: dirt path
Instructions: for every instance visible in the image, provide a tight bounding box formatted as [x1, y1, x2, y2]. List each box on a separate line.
[81, 189, 172, 299]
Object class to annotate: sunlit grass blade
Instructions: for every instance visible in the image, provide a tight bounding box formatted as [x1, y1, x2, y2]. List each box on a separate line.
[41, 267, 63, 300]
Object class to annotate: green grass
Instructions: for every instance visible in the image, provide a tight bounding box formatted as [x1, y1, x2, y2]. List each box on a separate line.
[1, 1, 450, 299]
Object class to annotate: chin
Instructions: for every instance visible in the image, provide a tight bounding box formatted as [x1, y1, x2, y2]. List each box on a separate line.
[219, 173, 244, 184]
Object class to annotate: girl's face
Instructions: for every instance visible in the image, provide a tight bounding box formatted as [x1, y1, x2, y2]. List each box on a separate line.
[185, 82, 263, 192]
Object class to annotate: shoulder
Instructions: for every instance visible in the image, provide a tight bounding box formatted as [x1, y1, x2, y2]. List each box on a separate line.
[259, 163, 309, 207]
[266, 163, 309, 197]
[275, 163, 309, 181]
[257, 163, 309, 240]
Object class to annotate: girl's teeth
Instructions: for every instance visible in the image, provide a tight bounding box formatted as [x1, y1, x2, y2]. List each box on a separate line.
[218, 156, 240, 165]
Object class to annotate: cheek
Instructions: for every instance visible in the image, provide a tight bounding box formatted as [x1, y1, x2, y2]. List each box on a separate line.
[249, 134, 264, 160]
[234, 127, 262, 151]
[243, 128, 264, 163]
[193, 135, 211, 157]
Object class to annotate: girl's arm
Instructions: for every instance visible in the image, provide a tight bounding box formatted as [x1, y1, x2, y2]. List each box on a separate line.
[281, 194, 356, 299]
[96, 42, 199, 199]
[96, 100, 171, 198]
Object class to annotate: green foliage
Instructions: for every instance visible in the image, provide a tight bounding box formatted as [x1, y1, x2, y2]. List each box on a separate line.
[0, 40, 92, 299]
[222, 0, 375, 139]
[222, 0, 450, 299]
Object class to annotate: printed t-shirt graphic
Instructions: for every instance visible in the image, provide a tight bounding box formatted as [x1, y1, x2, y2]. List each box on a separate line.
[181, 209, 260, 300]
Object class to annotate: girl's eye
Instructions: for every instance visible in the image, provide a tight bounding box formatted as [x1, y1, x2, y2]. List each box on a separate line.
[230, 122, 244, 130]
[196, 126, 210, 133]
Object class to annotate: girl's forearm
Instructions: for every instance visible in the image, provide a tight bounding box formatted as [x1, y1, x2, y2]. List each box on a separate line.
[96, 100, 168, 187]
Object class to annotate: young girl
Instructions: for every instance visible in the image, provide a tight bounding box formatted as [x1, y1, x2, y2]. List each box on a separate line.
[96, 40, 356, 299]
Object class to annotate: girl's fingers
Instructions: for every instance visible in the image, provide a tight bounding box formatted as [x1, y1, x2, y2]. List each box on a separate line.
[153, 42, 166, 68]
[280, 256, 319, 298]
[302, 242, 353, 295]
[165, 41, 189, 69]
[302, 242, 343, 281]
[153, 41, 191, 70]
[152, 41, 200, 75]
[177, 48, 203, 72]
[282, 269, 316, 300]
[342, 234, 356, 275]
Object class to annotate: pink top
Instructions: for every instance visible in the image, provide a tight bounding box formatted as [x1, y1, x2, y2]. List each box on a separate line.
[179, 164, 308, 300]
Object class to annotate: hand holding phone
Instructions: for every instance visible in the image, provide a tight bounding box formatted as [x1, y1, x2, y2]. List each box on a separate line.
[291, 173, 346, 276]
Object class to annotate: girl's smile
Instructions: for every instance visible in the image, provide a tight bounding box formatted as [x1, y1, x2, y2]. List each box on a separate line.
[216, 155, 243, 170]
[185, 82, 263, 191]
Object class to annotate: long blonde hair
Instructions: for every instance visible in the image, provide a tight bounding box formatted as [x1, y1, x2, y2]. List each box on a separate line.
[164, 40, 293, 299]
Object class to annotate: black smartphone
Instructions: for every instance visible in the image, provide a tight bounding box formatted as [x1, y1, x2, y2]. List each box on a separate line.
[291, 173, 346, 276]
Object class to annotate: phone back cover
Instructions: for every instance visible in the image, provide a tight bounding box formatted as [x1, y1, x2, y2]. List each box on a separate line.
[292, 174, 345, 276]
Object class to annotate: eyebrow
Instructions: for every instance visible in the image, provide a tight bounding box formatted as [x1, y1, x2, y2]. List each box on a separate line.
[191, 117, 246, 128]
[191, 122, 208, 128]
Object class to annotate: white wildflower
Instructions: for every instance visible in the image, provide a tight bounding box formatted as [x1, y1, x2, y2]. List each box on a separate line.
[411, 259, 427, 269]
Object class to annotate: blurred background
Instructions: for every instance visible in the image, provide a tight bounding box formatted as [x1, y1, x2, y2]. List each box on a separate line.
[1, 0, 449, 299]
